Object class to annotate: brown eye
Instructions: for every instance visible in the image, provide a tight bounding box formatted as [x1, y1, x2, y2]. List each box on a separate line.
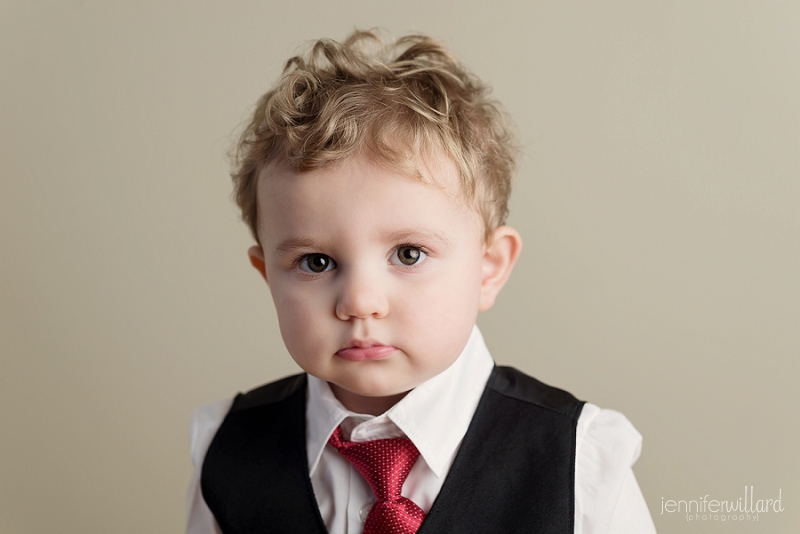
[300, 254, 335, 273]
[393, 246, 426, 266]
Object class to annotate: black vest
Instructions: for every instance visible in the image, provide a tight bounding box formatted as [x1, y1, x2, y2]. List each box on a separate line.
[202, 366, 585, 533]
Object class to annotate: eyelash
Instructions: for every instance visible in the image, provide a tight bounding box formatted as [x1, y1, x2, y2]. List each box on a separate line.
[390, 243, 430, 268]
[294, 253, 336, 274]
[291, 243, 430, 274]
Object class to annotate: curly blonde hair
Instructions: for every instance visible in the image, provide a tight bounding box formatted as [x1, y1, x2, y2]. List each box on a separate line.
[231, 30, 517, 243]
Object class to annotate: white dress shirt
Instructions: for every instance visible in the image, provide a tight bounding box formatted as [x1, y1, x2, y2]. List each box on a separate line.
[185, 326, 656, 534]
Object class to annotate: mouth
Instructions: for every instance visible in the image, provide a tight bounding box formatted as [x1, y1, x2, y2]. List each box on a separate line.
[336, 340, 396, 362]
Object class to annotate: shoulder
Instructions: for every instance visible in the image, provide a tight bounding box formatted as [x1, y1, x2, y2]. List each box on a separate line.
[485, 368, 652, 531]
[487, 365, 585, 420]
[187, 373, 307, 466]
[229, 373, 307, 411]
[576, 403, 642, 469]
[574, 403, 650, 533]
[188, 398, 234, 469]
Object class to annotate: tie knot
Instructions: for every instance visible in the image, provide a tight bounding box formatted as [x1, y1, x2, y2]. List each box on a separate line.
[328, 426, 420, 501]
[328, 426, 427, 533]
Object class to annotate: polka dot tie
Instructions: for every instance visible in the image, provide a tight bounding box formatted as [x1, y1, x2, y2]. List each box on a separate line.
[328, 426, 426, 534]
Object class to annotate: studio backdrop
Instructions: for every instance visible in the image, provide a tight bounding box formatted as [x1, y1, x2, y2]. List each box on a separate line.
[1, 1, 798, 533]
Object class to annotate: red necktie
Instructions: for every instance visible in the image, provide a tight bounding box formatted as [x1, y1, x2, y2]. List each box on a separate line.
[328, 426, 426, 534]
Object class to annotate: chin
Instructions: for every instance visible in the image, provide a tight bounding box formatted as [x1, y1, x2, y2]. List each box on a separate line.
[345, 382, 404, 399]
[338, 374, 415, 399]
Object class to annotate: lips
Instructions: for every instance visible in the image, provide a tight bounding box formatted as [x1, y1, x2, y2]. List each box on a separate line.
[336, 340, 396, 361]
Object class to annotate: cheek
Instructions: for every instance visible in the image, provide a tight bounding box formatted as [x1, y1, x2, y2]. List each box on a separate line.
[269, 283, 330, 355]
[398, 259, 482, 342]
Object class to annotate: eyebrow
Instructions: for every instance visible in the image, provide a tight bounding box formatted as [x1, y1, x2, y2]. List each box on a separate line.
[383, 229, 451, 246]
[274, 229, 451, 255]
[275, 237, 319, 254]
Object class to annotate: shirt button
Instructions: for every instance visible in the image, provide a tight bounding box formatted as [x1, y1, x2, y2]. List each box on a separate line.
[359, 502, 373, 522]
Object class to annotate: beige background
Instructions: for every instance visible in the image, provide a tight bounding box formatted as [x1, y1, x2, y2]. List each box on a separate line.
[2, 1, 798, 533]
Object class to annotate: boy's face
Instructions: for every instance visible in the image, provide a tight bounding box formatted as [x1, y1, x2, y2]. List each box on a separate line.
[250, 153, 520, 415]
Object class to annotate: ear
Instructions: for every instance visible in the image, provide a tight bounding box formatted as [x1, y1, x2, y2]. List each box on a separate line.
[248, 245, 268, 282]
[479, 226, 523, 311]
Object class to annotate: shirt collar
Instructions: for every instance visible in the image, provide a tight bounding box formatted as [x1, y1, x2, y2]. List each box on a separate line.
[305, 325, 494, 478]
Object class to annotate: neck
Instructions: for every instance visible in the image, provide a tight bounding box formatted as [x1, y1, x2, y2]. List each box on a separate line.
[329, 383, 410, 416]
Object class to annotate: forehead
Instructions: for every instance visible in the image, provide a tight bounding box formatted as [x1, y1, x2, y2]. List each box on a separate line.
[255, 153, 481, 244]
[264, 148, 465, 194]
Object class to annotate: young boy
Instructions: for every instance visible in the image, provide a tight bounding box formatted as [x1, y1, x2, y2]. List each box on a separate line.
[186, 31, 656, 534]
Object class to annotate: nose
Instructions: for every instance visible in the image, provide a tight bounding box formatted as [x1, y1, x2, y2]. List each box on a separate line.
[335, 270, 389, 321]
